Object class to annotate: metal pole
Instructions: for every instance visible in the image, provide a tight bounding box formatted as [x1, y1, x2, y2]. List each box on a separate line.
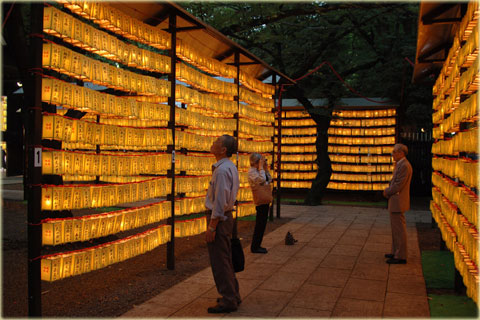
[27, 3, 43, 316]
[167, 12, 177, 270]
[276, 81, 282, 218]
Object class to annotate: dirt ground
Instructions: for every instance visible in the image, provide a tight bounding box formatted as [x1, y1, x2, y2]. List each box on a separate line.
[2, 188, 436, 317]
[1, 196, 292, 317]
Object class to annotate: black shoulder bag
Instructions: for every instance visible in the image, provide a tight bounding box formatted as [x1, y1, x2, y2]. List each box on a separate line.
[231, 212, 245, 273]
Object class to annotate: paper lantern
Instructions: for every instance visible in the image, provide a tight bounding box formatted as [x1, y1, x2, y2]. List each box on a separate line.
[92, 246, 102, 270]
[41, 255, 62, 282]
[61, 254, 74, 279]
[99, 246, 109, 269]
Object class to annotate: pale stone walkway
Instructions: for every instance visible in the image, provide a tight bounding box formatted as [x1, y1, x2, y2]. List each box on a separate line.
[121, 205, 432, 318]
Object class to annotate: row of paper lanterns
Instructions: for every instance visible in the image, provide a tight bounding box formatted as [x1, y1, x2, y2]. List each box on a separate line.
[433, 57, 479, 123]
[42, 198, 211, 246]
[433, 3, 478, 97]
[437, 92, 478, 136]
[236, 203, 258, 218]
[280, 145, 316, 153]
[56, 1, 171, 49]
[46, 2, 274, 96]
[328, 145, 394, 155]
[432, 156, 478, 189]
[42, 78, 171, 120]
[332, 163, 394, 173]
[239, 87, 274, 111]
[454, 241, 479, 303]
[238, 120, 274, 138]
[432, 172, 478, 229]
[177, 63, 237, 97]
[41, 176, 215, 211]
[430, 201, 457, 251]
[328, 136, 395, 145]
[175, 107, 237, 132]
[176, 40, 274, 96]
[430, 200, 478, 303]
[431, 127, 478, 155]
[239, 139, 274, 153]
[277, 136, 316, 144]
[332, 109, 396, 119]
[279, 127, 317, 136]
[280, 181, 312, 189]
[42, 150, 220, 177]
[281, 163, 318, 171]
[331, 117, 396, 128]
[44, 6, 171, 73]
[237, 187, 254, 202]
[276, 154, 316, 162]
[188, 104, 273, 125]
[99, 117, 167, 128]
[42, 201, 170, 245]
[239, 104, 275, 124]
[429, 5, 478, 303]
[43, 114, 173, 148]
[432, 188, 478, 262]
[331, 173, 392, 182]
[329, 154, 392, 164]
[41, 224, 173, 282]
[43, 42, 171, 96]
[327, 181, 389, 191]
[41, 177, 171, 211]
[276, 172, 316, 180]
[44, 113, 272, 153]
[43, 43, 272, 115]
[327, 127, 396, 136]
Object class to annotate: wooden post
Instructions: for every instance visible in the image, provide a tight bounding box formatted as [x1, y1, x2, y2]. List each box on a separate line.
[167, 12, 177, 270]
[269, 75, 276, 222]
[27, 3, 43, 316]
[276, 83, 282, 218]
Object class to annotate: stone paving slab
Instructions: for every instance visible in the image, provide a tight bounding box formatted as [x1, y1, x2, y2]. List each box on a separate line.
[120, 205, 431, 318]
[331, 298, 384, 318]
[307, 267, 351, 288]
[341, 278, 387, 302]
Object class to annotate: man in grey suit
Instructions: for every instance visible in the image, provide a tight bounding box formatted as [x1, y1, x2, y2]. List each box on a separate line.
[383, 144, 413, 264]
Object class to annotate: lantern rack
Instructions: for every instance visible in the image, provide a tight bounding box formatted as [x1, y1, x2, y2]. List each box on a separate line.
[26, 2, 297, 315]
[429, 0, 479, 305]
[25, 1, 296, 315]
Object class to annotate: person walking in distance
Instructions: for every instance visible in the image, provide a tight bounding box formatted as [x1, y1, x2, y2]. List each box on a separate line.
[248, 153, 273, 253]
[205, 135, 241, 313]
[383, 143, 413, 264]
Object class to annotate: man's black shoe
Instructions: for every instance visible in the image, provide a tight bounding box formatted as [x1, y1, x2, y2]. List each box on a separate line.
[207, 304, 237, 313]
[217, 298, 242, 305]
[384, 253, 394, 258]
[386, 258, 406, 264]
[251, 247, 268, 254]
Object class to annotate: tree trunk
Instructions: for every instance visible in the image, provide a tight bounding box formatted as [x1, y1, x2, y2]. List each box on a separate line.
[305, 115, 332, 205]
[289, 85, 335, 205]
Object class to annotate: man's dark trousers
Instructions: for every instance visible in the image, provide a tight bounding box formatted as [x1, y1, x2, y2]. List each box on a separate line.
[207, 211, 240, 309]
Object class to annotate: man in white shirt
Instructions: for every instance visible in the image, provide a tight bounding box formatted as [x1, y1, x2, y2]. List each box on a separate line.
[205, 135, 240, 313]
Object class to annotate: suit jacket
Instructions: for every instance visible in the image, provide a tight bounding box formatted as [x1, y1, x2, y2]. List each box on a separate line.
[384, 157, 412, 212]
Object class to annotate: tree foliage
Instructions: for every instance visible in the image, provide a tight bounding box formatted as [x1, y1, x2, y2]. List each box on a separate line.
[181, 2, 431, 203]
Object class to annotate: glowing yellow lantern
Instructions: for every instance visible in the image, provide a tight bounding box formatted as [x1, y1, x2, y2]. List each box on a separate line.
[61, 253, 74, 279]
[41, 255, 62, 282]
[98, 186, 109, 208]
[69, 251, 84, 277]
